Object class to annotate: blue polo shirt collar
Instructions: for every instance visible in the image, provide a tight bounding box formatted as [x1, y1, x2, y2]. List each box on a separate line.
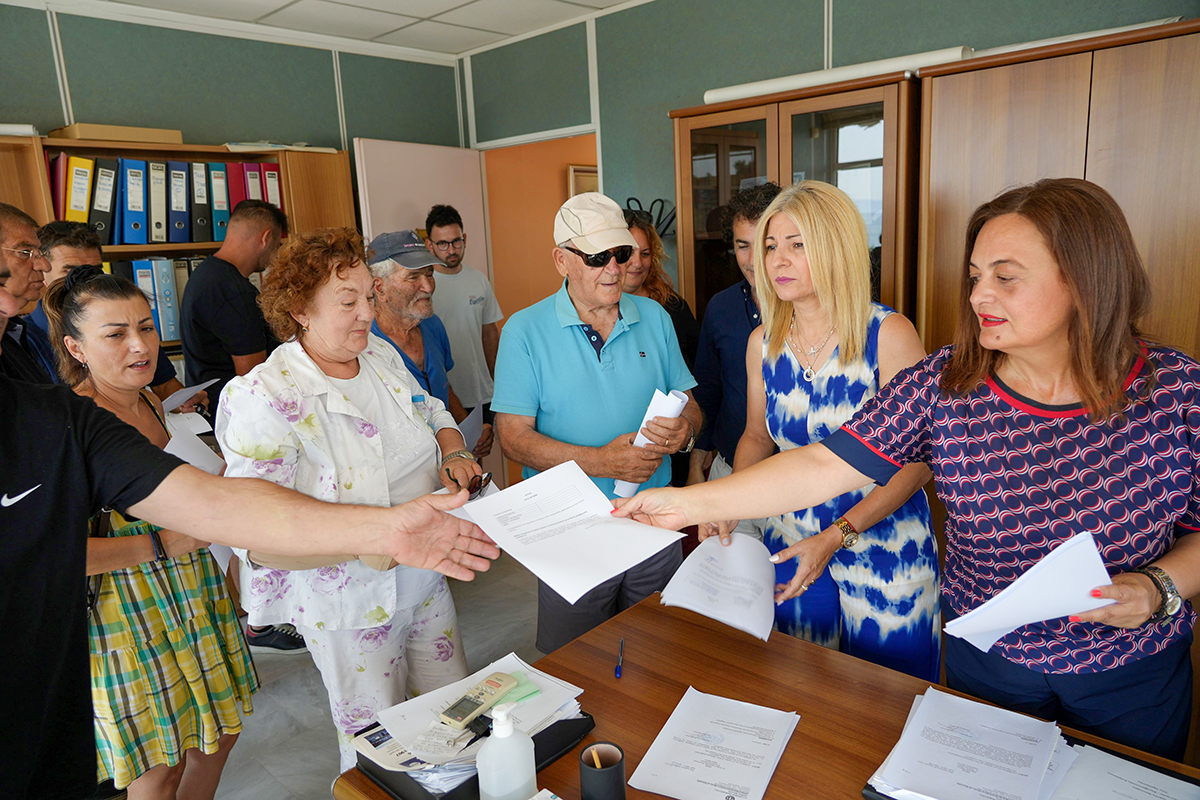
[553, 279, 640, 330]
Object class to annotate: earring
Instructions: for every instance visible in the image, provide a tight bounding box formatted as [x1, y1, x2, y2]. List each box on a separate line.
[301, 326, 308, 333]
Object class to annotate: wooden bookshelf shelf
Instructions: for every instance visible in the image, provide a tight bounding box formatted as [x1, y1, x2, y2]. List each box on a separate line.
[106, 242, 221, 257]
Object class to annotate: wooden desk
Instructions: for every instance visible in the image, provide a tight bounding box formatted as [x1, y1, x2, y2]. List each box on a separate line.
[335, 595, 1200, 799]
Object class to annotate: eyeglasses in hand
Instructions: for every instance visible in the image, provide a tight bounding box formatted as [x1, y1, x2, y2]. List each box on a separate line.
[563, 246, 633, 268]
[468, 472, 492, 501]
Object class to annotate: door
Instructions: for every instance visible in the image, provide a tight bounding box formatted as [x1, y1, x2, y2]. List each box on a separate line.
[674, 106, 779, 320]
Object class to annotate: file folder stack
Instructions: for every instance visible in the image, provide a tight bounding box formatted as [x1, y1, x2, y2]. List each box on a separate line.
[45, 153, 284, 244]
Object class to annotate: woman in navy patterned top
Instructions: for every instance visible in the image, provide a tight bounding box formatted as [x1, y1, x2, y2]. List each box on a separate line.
[616, 178, 1200, 759]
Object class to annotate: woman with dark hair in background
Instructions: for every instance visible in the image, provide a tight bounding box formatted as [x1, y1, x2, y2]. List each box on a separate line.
[45, 267, 255, 799]
[618, 178, 1200, 760]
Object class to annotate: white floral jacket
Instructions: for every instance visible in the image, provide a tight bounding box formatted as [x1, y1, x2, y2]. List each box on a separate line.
[215, 335, 458, 631]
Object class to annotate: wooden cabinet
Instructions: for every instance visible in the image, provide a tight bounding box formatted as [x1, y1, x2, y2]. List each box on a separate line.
[916, 19, 1200, 357]
[671, 73, 920, 322]
[0, 138, 356, 254]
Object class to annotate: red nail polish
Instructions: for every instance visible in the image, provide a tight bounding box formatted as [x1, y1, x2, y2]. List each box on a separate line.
[1090, 589, 1103, 598]
[1069, 616, 1081, 623]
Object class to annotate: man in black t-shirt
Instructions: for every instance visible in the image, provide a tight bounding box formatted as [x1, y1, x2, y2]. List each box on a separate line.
[180, 200, 285, 414]
[0, 204, 53, 383]
[1, 280, 499, 798]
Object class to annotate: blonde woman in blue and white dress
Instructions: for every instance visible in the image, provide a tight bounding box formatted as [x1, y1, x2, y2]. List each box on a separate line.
[216, 228, 477, 770]
[708, 181, 940, 680]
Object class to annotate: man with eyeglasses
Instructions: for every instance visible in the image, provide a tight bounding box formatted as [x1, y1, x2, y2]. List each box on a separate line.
[492, 192, 702, 653]
[424, 204, 502, 458]
[0, 203, 54, 383]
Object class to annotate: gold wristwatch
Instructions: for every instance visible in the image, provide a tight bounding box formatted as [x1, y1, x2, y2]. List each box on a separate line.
[833, 517, 859, 549]
[1134, 565, 1182, 624]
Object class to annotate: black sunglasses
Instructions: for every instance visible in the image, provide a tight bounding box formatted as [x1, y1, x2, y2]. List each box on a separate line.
[563, 245, 633, 268]
[468, 472, 492, 501]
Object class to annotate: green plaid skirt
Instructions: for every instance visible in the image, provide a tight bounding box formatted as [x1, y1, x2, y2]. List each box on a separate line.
[89, 517, 259, 788]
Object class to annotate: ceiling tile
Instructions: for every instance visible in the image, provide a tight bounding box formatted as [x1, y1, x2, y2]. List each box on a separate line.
[435, 0, 582, 36]
[375, 19, 505, 52]
[106, 0, 290, 22]
[260, 0, 418, 39]
[332, 0, 471, 16]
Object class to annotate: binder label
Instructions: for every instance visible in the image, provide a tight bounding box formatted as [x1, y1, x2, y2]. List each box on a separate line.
[69, 167, 90, 212]
[94, 168, 116, 213]
[264, 171, 281, 207]
[191, 163, 208, 204]
[128, 170, 145, 212]
[170, 170, 187, 212]
[212, 171, 228, 212]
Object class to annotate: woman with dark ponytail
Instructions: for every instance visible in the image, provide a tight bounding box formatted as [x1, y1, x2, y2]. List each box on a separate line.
[45, 266, 257, 799]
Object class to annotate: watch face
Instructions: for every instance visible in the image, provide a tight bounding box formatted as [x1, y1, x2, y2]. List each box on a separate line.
[1166, 595, 1183, 616]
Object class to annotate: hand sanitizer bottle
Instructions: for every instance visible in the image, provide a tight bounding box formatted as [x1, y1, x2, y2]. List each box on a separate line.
[477, 702, 538, 800]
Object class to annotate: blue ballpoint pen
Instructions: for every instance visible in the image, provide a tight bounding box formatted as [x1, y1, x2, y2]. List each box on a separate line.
[615, 637, 624, 678]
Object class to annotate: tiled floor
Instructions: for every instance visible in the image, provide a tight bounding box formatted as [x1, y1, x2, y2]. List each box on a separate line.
[214, 553, 541, 800]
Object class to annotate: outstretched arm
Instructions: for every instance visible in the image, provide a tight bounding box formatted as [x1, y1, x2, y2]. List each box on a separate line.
[128, 466, 499, 581]
[612, 441, 874, 531]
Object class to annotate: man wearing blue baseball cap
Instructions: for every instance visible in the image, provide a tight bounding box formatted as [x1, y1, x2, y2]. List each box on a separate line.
[492, 192, 702, 653]
[367, 229, 493, 458]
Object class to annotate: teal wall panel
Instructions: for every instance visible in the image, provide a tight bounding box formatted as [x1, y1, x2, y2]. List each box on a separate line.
[341, 53, 458, 147]
[596, 0, 824, 282]
[471, 23, 590, 143]
[1, 6, 66, 134]
[834, 0, 1200, 65]
[58, 14, 341, 148]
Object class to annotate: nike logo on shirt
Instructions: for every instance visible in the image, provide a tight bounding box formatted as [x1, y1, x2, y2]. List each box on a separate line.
[1, 484, 42, 507]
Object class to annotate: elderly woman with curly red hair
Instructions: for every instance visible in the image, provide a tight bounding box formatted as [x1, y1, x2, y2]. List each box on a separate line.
[215, 227, 479, 769]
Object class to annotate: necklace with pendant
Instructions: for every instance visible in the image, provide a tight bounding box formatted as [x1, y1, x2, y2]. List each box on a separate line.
[789, 312, 836, 381]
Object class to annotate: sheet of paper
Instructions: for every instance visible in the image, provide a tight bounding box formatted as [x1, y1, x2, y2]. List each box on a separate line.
[161, 378, 219, 412]
[944, 532, 1115, 651]
[1038, 738, 1078, 800]
[376, 652, 582, 765]
[661, 533, 776, 641]
[457, 404, 484, 453]
[207, 544, 234, 574]
[629, 686, 798, 800]
[879, 687, 1058, 800]
[463, 461, 683, 604]
[613, 389, 689, 498]
[1050, 745, 1200, 799]
[165, 411, 212, 436]
[163, 427, 226, 475]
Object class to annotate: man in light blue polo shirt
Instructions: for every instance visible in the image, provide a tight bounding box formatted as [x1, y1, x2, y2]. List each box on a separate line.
[493, 192, 702, 653]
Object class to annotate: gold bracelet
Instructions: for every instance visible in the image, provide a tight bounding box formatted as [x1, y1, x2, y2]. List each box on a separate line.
[440, 449, 477, 467]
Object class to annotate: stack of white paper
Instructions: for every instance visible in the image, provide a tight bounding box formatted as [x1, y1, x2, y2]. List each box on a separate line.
[629, 686, 798, 800]
[371, 653, 585, 792]
[869, 688, 1200, 800]
[944, 532, 1115, 652]
[661, 534, 776, 641]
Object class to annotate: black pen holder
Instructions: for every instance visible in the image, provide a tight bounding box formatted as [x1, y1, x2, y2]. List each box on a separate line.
[579, 742, 625, 800]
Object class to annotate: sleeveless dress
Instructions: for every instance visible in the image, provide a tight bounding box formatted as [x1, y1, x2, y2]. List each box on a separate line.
[762, 303, 941, 681]
[89, 392, 258, 788]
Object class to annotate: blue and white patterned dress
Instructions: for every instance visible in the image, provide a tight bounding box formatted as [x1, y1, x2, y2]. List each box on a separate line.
[762, 302, 940, 680]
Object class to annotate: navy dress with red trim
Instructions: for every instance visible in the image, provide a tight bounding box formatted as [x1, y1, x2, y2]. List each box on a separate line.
[823, 344, 1200, 675]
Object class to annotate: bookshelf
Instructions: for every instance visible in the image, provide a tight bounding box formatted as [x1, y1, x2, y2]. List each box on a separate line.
[0, 135, 356, 235]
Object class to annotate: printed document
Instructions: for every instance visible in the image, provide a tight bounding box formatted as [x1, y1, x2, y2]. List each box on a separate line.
[1050, 745, 1200, 799]
[160, 378, 219, 412]
[462, 461, 683, 604]
[879, 688, 1057, 800]
[163, 427, 225, 475]
[629, 686, 798, 800]
[458, 404, 484, 453]
[944, 531, 1115, 651]
[661, 534, 776, 641]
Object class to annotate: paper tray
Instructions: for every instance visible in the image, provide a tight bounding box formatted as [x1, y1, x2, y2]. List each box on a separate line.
[862, 734, 1200, 800]
[356, 711, 595, 800]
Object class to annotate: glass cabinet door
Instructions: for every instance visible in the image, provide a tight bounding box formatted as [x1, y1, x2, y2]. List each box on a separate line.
[677, 107, 778, 319]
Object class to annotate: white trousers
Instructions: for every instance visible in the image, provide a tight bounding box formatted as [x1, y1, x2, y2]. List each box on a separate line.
[297, 577, 468, 771]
